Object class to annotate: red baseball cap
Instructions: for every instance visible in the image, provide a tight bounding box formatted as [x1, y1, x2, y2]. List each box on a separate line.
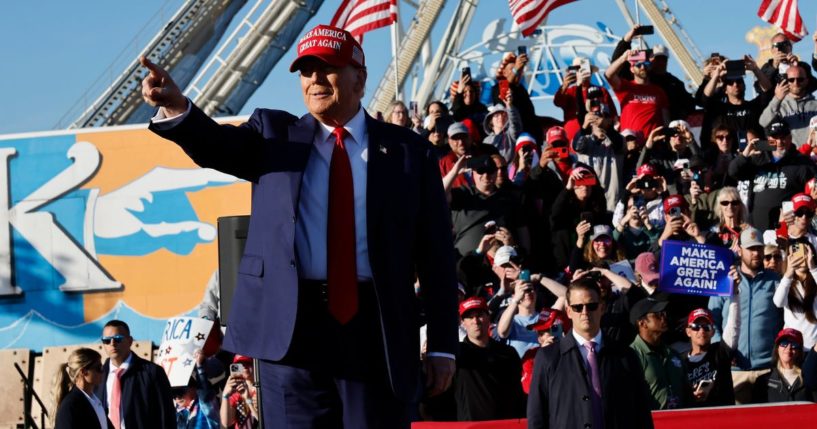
[634, 252, 659, 285]
[527, 308, 570, 333]
[458, 297, 488, 317]
[637, 164, 658, 178]
[663, 194, 688, 214]
[687, 308, 714, 326]
[806, 178, 817, 195]
[546, 126, 568, 146]
[792, 193, 816, 212]
[775, 328, 804, 347]
[290, 25, 365, 72]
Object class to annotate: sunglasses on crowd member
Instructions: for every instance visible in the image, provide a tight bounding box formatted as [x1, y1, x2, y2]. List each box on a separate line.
[719, 200, 741, 207]
[101, 335, 126, 345]
[724, 78, 743, 86]
[794, 209, 815, 218]
[714, 134, 730, 141]
[633, 61, 651, 69]
[688, 323, 713, 332]
[772, 41, 792, 50]
[764, 253, 783, 261]
[569, 302, 600, 313]
[778, 339, 802, 350]
[787, 77, 806, 84]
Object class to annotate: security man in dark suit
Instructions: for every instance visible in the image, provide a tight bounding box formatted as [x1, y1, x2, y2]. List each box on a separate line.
[140, 24, 459, 428]
[527, 278, 654, 429]
[95, 320, 175, 429]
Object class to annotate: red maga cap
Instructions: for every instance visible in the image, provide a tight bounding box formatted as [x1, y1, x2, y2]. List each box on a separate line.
[663, 194, 688, 214]
[458, 297, 488, 317]
[637, 163, 658, 178]
[546, 126, 568, 146]
[687, 308, 714, 326]
[792, 193, 815, 212]
[290, 25, 365, 72]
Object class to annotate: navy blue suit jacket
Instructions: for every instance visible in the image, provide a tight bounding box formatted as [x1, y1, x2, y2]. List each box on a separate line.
[526, 333, 654, 429]
[55, 388, 114, 429]
[95, 354, 176, 429]
[150, 104, 459, 401]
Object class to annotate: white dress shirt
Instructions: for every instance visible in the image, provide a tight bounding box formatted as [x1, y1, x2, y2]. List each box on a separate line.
[78, 388, 109, 429]
[105, 352, 132, 429]
[295, 106, 371, 280]
[571, 329, 604, 367]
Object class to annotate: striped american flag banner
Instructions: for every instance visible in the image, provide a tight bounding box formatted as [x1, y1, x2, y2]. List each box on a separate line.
[509, 0, 578, 37]
[758, 0, 809, 41]
[330, 0, 398, 39]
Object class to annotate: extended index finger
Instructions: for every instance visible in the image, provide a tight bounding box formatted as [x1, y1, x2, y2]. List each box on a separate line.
[139, 55, 165, 78]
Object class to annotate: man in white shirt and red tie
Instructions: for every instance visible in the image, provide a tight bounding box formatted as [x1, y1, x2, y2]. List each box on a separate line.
[95, 320, 175, 429]
[141, 23, 459, 428]
[527, 278, 654, 429]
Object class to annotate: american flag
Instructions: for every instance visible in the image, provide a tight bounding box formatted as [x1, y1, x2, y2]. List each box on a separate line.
[758, 0, 808, 42]
[330, 0, 398, 39]
[509, 0, 578, 37]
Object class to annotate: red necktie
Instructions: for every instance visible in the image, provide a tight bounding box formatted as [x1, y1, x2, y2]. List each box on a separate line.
[328, 127, 358, 324]
[109, 368, 124, 429]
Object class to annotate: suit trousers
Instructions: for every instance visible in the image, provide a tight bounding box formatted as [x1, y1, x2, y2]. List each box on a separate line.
[259, 280, 411, 429]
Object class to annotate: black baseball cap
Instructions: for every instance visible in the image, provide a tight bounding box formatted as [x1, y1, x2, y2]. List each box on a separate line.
[629, 296, 669, 325]
[767, 120, 791, 137]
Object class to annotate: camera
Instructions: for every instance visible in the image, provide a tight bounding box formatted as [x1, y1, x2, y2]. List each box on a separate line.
[230, 363, 245, 374]
[637, 177, 657, 190]
[633, 195, 646, 208]
[663, 127, 679, 138]
[584, 270, 603, 281]
[517, 45, 527, 56]
[519, 269, 531, 282]
[461, 67, 471, 79]
[633, 25, 654, 36]
[692, 170, 705, 186]
[668, 206, 682, 219]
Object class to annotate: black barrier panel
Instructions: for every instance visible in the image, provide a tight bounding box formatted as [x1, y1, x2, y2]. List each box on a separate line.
[217, 215, 250, 326]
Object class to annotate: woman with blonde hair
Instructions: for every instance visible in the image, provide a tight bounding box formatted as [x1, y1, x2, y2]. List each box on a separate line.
[384, 100, 411, 127]
[53, 348, 112, 429]
[711, 186, 750, 253]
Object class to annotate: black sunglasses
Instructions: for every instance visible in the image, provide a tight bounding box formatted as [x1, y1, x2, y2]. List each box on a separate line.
[795, 209, 814, 218]
[688, 323, 713, 332]
[101, 335, 126, 345]
[787, 77, 806, 84]
[764, 253, 783, 261]
[719, 200, 741, 207]
[724, 79, 743, 86]
[569, 302, 600, 313]
[778, 339, 802, 350]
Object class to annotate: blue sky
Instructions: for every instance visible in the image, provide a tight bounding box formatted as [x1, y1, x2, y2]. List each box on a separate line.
[2, 0, 816, 135]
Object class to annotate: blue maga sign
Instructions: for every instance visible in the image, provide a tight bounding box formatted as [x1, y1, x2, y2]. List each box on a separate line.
[659, 241, 734, 297]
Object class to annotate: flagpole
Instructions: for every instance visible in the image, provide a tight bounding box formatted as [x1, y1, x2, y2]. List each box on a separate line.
[391, 0, 400, 101]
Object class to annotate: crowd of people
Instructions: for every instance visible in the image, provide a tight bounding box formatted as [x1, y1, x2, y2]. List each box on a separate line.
[52, 23, 817, 429]
[400, 25, 817, 425]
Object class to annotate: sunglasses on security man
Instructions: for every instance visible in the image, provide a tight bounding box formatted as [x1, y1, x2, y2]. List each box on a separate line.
[101, 335, 126, 345]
